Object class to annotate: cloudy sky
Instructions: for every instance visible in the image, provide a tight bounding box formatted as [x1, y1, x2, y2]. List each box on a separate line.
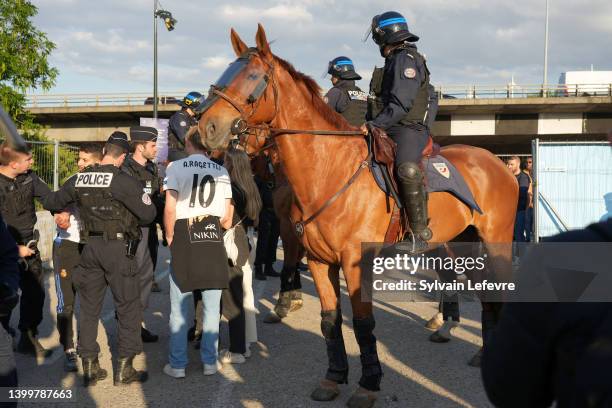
[31, 0, 612, 96]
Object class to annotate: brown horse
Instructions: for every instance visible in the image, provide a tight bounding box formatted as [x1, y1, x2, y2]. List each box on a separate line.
[198, 25, 517, 407]
[250, 150, 306, 322]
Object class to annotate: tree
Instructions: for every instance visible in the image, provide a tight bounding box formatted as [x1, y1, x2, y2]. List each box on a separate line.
[0, 0, 58, 137]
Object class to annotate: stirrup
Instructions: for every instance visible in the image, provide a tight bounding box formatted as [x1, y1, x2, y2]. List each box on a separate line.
[396, 230, 429, 254]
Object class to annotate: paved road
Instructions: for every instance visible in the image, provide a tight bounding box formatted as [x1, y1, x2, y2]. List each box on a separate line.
[10, 244, 491, 407]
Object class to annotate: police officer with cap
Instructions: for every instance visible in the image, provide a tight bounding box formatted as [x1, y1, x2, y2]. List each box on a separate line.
[122, 126, 164, 343]
[363, 11, 436, 251]
[44, 131, 156, 387]
[168, 91, 202, 161]
[324, 57, 368, 126]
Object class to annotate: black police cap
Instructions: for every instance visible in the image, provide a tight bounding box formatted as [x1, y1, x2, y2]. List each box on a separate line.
[130, 126, 158, 142]
[106, 131, 130, 153]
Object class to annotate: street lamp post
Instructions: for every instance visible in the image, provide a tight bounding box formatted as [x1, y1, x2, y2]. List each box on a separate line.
[153, 1, 176, 119]
[543, 0, 549, 97]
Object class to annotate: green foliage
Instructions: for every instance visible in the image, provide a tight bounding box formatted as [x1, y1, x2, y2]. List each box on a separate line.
[0, 0, 58, 138]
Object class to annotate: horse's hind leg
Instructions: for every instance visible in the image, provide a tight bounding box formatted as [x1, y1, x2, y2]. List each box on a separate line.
[309, 261, 348, 402]
[342, 252, 381, 408]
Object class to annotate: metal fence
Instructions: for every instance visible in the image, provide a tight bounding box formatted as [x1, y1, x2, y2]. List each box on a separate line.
[28, 140, 80, 190]
[24, 83, 612, 108]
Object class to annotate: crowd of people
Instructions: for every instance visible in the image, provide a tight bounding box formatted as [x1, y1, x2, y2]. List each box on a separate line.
[0, 109, 284, 391]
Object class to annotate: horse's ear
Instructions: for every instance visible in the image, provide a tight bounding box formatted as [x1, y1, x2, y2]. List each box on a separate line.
[230, 28, 248, 57]
[255, 23, 273, 61]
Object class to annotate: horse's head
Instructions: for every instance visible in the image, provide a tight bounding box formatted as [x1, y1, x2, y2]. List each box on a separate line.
[197, 24, 277, 152]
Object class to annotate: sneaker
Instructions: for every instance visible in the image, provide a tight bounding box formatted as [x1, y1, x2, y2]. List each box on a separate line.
[163, 364, 185, 379]
[64, 350, 79, 372]
[203, 361, 222, 376]
[219, 349, 246, 364]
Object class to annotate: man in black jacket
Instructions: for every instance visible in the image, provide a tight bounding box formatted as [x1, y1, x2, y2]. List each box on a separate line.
[0, 141, 52, 358]
[0, 213, 20, 404]
[482, 218, 612, 407]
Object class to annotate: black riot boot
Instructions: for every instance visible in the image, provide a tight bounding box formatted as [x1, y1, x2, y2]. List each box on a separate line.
[114, 356, 148, 385]
[311, 309, 348, 401]
[82, 357, 108, 387]
[17, 329, 52, 358]
[397, 162, 432, 254]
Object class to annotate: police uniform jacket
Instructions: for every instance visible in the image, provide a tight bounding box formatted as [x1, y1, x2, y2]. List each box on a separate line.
[369, 44, 433, 130]
[43, 164, 156, 239]
[0, 171, 51, 243]
[168, 109, 198, 151]
[121, 155, 164, 224]
[324, 80, 368, 126]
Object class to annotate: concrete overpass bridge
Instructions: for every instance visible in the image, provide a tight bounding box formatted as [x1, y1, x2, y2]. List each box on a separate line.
[27, 86, 612, 154]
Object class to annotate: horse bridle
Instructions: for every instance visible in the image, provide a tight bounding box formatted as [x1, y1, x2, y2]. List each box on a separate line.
[197, 49, 371, 236]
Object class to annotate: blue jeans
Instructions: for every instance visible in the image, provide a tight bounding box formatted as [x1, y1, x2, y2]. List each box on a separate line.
[513, 210, 527, 242]
[168, 272, 222, 367]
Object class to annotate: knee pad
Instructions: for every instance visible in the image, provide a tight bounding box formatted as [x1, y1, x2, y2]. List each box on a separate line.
[397, 162, 423, 183]
[320, 310, 341, 339]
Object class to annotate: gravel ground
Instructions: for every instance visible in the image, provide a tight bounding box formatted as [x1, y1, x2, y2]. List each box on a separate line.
[10, 244, 492, 407]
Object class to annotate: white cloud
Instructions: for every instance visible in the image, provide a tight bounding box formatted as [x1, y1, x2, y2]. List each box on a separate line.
[202, 56, 232, 69]
[221, 4, 313, 22]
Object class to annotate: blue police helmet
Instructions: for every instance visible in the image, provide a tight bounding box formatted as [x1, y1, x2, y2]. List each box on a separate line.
[327, 57, 362, 81]
[368, 11, 419, 46]
[178, 91, 203, 109]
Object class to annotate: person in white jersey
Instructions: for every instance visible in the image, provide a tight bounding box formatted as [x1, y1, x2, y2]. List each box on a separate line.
[52, 143, 102, 372]
[162, 129, 232, 378]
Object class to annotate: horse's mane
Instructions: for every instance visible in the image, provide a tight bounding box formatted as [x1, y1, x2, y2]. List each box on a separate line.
[273, 54, 353, 131]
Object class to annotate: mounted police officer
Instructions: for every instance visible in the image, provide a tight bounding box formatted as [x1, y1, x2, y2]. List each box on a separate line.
[44, 132, 156, 387]
[122, 126, 165, 343]
[363, 11, 437, 251]
[324, 57, 368, 126]
[168, 91, 202, 161]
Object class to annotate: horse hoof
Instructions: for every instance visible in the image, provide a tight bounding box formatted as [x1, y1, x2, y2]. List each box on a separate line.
[429, 319, 458, 343]
[468, 348, 483, 367]
[310, 380, 340, 401]
[425, 312, 443, 330]
[263, 311, 282, 324]
[346, 387, 377, 408]
[289, 299, 303, 312]
[429, 331, 450, 343]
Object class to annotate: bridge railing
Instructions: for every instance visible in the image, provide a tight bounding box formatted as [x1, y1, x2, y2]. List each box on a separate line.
[26, 83, 612, 107]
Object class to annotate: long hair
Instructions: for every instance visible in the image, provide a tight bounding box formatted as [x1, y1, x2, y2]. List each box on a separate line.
[224, 148, 262, 225]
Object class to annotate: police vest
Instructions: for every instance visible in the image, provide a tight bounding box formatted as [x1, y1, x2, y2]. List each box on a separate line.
[121, 156, 160, 196]
[334, 82, 368, 126]
[368, 48, 432, 127]
[74, 165, 140, 241]
[0, 173, 37, 243]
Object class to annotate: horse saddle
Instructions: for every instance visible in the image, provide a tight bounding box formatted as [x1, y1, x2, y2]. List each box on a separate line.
[367, 126, 483, 243]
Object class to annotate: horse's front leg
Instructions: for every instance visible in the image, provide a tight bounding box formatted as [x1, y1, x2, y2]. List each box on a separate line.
[309, 259, 347, 402]
[342, 251, 381, 408]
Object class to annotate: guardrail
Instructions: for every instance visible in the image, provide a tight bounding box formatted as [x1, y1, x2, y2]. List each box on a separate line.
[25, 83, 612, 108]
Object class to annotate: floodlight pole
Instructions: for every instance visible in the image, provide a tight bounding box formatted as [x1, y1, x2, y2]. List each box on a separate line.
[543, 0, 549, 97]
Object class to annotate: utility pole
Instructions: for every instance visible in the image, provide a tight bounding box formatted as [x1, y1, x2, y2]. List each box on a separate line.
[543, 0, 549, 96]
